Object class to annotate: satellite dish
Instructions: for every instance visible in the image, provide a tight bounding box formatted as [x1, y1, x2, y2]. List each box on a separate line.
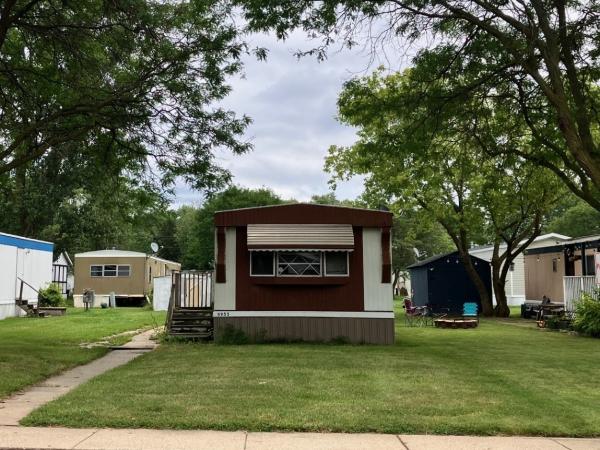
[150, 242, 159, 253]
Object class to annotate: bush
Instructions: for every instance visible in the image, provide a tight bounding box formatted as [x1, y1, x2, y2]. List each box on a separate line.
[573, 291, 600, 337]
[38, 283, 65, 307]
[215, 324, 249, 345]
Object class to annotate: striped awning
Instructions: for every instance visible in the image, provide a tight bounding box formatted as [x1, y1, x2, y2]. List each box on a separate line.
[247, 224, 354, 250]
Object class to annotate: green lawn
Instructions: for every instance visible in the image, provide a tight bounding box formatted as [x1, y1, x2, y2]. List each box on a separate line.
[0, 308, 165, 399]
[22, 302, 600, 436]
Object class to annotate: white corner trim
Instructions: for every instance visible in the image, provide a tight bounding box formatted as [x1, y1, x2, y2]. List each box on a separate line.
[213, 311, 394, 319]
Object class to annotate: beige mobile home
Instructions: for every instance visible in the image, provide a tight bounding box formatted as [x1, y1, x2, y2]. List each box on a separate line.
[73, 250, 181, 307]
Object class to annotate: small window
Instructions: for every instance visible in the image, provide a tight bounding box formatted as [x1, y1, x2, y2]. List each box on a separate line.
[277, 251, 321, 276]
[585, 255, 595, 276]
[103, 265, 117, 277]
[552, 259, 558, 273]
[250, 251, 275, 276]
[325, 252, 349, 276]
[90, 265, 103, 277]
[148, 266, 152, 283]
[117, 265, 130, 277]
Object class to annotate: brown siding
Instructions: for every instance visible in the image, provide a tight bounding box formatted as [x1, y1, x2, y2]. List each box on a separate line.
[145, 257, 181, 292]
[215, 203, 392, 227]
[381, 226, 391, 283]
[216, 227, 226, 283]
[524, 252, 565, 301]
[214, 316, 395, 344]
[235, 226, 365, 311]
[74, 257, 146, 296]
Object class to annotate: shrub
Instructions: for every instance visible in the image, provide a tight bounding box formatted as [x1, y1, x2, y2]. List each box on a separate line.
[38, 283, 65, 307]
[215, 324, 249, 345]
[573, 291, 600, 337]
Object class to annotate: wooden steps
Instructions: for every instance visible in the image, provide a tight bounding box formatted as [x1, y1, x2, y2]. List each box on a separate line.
[15, 299, 46, 317]
[167, 308, 213, 339]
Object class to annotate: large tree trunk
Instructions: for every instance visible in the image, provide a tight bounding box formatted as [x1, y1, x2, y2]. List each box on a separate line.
[457, 249, 493, 316]
[491, 263, 510, 317]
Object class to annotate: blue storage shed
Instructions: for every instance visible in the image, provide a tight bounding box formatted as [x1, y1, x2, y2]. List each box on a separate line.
[407, 251, 491, 314]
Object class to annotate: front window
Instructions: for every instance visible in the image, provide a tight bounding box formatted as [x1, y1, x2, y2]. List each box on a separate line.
[325, 252, 349, 276]
[250, 251, 350, 277]
[251, 252, 275, 276]
[103, 265, 117, 277]
[278, 251, 321, 276]
[90, 264, 130, 277]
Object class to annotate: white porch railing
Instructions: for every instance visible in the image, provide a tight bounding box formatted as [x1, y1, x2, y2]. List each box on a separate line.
[563, 276, 597, 311]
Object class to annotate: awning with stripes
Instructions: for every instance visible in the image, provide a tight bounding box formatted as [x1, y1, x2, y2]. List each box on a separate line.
[247, 224, 354, 251]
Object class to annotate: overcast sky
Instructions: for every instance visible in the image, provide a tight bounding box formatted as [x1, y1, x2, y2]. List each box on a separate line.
[174, 30, 408, 206]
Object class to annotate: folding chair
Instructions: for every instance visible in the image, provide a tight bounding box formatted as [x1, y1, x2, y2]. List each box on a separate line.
[403, 298, 428, 327]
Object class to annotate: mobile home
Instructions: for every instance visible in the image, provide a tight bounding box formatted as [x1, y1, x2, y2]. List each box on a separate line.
[73, 250, 181, 307]
[212, 204, 394, 344]
[0, 232, 54, 320]
[469, 233, 571, 306]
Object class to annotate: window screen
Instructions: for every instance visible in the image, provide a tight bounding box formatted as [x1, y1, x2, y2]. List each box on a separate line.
[117, 265, 130, 277]
[250, 252, 274, 275]
[90, 265, 103, 277]
[325, 252, 349, 276]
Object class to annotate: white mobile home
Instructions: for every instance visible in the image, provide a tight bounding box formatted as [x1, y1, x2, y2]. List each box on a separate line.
[469, 233, 571, 306]
[0, 232, 54, 320]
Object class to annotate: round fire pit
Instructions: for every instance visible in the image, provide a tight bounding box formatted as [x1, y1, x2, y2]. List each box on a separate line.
[434, 318, 478, 329]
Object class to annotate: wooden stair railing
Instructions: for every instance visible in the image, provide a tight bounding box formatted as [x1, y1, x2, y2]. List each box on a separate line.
[165, 271, 214, 339]
[15, 278, 45, 317]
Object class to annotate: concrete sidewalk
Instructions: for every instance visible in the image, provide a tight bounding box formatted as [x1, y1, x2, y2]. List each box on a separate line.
[0, 329, 158, 426]
[0, 426, 599, 450]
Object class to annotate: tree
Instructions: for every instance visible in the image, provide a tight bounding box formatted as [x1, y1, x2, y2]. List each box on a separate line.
[0, 0, 255, 189]
[326, 70, 562, 316]
[240, 0, 600, 211]
[176, 186, 284, 270]
[390, 210, 454, 290]
[545, 197, 600, 238]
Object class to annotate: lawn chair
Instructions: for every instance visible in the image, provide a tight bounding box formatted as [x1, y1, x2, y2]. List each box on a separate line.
[462, 302, 479, 323]
[403, 298, 428, 327]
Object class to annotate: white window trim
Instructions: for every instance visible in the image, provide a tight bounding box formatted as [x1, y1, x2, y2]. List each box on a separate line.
[250, 251, 275, 277]
[117, 265, 131, 277]
[249, 250, 351, 278]
[89, 264, 131, 278]
[103, 265, 118, 277]
[324, 252, 350, 277]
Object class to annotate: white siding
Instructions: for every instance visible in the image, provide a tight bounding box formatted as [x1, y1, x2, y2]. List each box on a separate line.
[362, 228, 393, 311]
[0, 244, 53, 320]
[214, 227, 236, 310]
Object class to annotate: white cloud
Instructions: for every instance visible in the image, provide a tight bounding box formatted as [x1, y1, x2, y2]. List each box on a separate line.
[174, 29, 400, 205]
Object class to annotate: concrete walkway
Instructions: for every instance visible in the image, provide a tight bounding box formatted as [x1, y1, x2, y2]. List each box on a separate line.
[0, 427, 599, 450]
[0, 329, 158, 426]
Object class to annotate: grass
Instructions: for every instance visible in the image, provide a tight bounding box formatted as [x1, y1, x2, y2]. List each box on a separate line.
[21, 302, 600, 437]
[0, 308, 165, 399]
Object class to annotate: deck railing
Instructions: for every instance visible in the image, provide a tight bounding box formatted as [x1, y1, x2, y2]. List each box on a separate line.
[171, 271, 213, 309]
[563, 276, 597, 311]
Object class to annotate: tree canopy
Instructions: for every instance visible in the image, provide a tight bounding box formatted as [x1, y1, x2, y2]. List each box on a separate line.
[240, 0, 600, 211]
[1, 0, 256, 189]
[326, 69, 563, 315]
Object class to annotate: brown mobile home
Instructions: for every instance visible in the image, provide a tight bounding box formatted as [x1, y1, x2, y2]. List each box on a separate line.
[212, 203, 394, 344]
[73, 250, 181, 307]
